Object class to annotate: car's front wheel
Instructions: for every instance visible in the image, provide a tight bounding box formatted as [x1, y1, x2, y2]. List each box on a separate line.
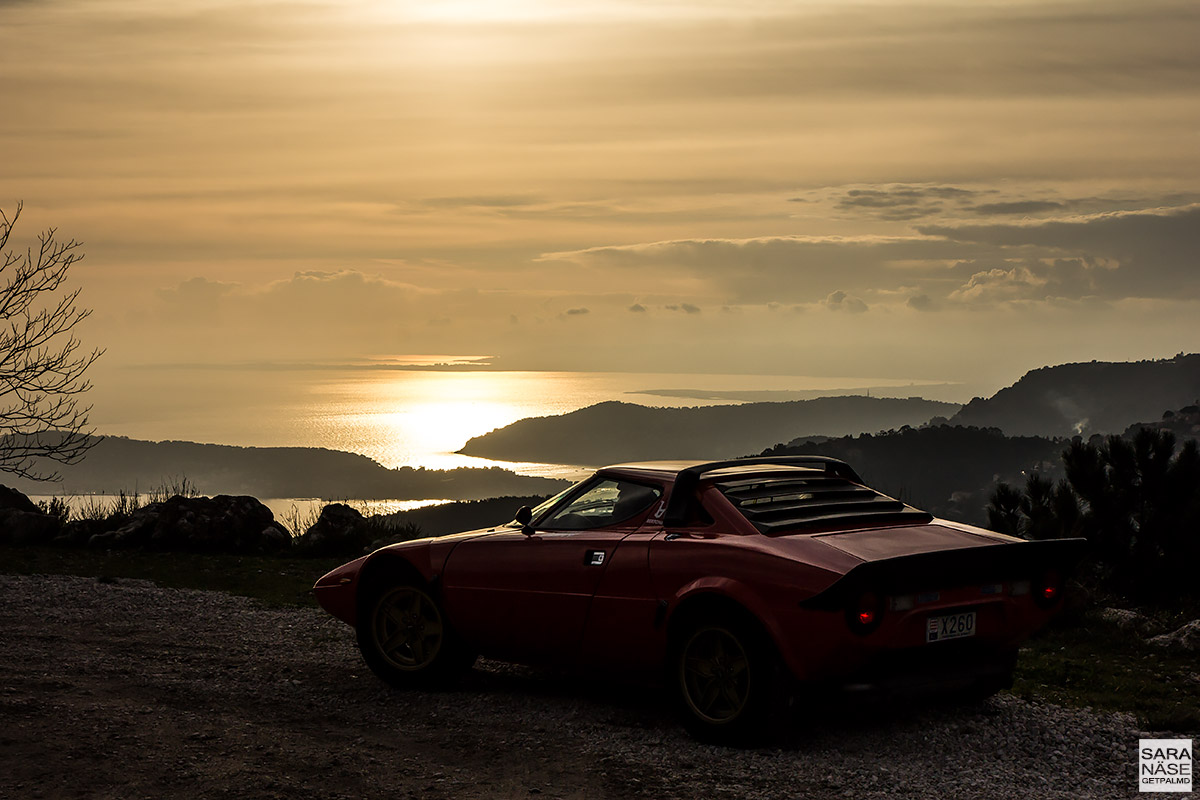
[356, 583, 472, 688]
[672, 613, 785, 744]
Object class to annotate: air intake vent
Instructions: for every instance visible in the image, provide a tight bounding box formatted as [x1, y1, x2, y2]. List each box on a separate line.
[716, 475, 932, 534]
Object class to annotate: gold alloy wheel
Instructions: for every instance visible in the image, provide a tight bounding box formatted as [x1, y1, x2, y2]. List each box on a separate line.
[679, 625, 752, 724]
[370, 586, 445, 671]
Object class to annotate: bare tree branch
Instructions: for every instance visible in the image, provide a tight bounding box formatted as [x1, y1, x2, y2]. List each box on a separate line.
[0, 203, 104, 481]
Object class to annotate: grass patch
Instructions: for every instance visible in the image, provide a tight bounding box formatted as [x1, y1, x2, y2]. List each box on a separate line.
[0, 545, 345, 608]
[1013, 613, 1200, 733]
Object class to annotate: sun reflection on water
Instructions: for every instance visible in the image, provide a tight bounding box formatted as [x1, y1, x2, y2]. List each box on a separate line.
[91, 366, 956, 477]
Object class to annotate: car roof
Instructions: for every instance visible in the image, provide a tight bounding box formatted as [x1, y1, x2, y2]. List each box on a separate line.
[600, 461, 828, 483]
[600, 457, 932, 533]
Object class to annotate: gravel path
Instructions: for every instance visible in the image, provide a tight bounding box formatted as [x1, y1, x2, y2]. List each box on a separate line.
[0, 575, 1150, 799]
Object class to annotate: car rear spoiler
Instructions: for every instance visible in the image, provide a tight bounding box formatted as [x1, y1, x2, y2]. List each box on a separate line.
[798, 537, 1089, 610]
[664, 456, 864, 527]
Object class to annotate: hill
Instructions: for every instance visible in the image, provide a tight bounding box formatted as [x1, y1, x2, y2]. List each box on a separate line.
[949, 354, 1200, 437]
[384, 495, 551, 537]
[762, 425, 1064, 525]
[458, 396, 960, 466]
[4, 436, 568, 500]
[1120, 403, 1200, 442]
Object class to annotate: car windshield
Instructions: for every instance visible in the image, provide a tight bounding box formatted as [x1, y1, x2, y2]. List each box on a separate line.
[526, 483, 580, 522]
[540, 479, 662, 530]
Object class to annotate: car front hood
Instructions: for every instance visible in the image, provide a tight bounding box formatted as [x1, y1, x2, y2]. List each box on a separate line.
[811, 521, 1017, 563]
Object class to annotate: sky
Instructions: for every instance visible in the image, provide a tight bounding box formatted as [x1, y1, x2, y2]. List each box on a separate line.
[2, 0, 1199, 391]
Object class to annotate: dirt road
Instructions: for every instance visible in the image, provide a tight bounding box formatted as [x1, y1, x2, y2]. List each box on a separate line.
[0, 575, 1143, 799]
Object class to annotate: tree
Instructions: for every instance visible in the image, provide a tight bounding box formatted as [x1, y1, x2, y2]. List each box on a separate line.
[985, 428, 1200, 600]
[0, 203, 103, 480]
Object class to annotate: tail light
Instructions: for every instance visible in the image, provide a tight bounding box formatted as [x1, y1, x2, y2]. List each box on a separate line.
[846, 591, 884, 635]
[1033, 570, 1063, 609]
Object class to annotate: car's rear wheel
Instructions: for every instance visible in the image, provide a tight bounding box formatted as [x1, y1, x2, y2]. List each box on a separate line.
[672, 613, 785, 744]
[356, 583, 472, 688]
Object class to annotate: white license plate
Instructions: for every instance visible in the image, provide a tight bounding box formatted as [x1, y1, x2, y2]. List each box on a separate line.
[926, 611, 976, 643]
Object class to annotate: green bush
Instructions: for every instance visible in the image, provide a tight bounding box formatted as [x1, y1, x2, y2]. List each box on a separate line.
[987, 428, 1200, 602]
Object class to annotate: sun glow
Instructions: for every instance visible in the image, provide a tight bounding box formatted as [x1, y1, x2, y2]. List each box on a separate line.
[366, 0, 784, 24]
[374, 0, 599, 23]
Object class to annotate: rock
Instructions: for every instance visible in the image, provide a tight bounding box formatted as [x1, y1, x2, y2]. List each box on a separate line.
[1148, 620, 1200, 653]
[0, 484, 40, 513]
[85, 494, 290, 554]
[294, 503, 368, 557]
[261, 525, 292, 550]
[1097, 607, 1162, 637]
[0, 508, 62, 545]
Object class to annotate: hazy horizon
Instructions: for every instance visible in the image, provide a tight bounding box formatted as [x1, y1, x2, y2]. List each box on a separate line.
[3, 0, 1198, 413]
[83, 364, 972, 471]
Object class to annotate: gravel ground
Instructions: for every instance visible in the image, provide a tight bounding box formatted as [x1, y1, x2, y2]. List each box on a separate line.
[0, 574, 1153, 799]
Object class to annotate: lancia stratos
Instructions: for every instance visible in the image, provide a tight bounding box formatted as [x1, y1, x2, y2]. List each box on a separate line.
[314, 456, 1083, 741]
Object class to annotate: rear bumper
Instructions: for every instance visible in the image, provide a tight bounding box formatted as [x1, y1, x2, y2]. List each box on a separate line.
[772, 536, 1084, 683]
[830, 640, 1017, 697]
[772, 583, 1064, 691]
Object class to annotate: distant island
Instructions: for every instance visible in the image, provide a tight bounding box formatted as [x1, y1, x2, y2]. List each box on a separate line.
[4, 436, 569, 500]
[949, 353, 1200, 437]
[458, 396, 960, 466]
[630, 383, 966, 403]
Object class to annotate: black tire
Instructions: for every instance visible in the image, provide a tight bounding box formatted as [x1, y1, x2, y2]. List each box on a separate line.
[672, 612, 786, 744]
[356, 583, 473, 688]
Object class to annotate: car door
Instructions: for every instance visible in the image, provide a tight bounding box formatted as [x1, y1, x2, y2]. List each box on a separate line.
[441, 478, 662, 665]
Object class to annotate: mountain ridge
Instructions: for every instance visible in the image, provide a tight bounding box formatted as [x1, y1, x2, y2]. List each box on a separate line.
[459, 395, 960, 466]
[949, 353, 1200, 437]
[4, 436, 568, 500]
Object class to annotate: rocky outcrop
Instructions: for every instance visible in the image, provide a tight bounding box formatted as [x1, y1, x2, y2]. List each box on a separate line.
[0, 485, 62, 545]
[1148, 620, 1200, 653]
[86, 495, 291, 554]
[0, 485, 40, 514]
[1097, 607, 1163, 637]
[0, 508, 62, 545]
[294, 503, 368, 557]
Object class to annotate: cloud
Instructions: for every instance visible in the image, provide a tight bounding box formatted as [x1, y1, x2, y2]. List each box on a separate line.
[969, 200, 1065, 215]
[158, 276, 237, 304]
[544, 234, 970, 304]
[948, 258, 1098, 304]
[824, 290, 868, 313]
[796, 184, 1099, 223]
[831, 185, 979, 221]
[907, 294, 935, 311]
[924, 204, 1200, 300]
[543, 202, 1200, 311]
[422, 195, 541, 209]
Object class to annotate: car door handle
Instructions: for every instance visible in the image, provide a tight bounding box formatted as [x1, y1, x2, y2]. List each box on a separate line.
[583, 550, 606, 566]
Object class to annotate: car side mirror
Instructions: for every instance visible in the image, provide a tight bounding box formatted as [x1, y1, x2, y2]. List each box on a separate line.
[515, 505, 534, 534]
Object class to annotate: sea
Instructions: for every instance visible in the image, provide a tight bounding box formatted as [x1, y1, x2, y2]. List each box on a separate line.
[38, 365, 975, 518]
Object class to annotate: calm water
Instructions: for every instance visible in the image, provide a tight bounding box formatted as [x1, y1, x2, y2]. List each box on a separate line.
[27, 495, 448, 527]
[88, 366, 968, 476]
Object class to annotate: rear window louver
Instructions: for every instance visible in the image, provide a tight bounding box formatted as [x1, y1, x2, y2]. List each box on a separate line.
[715, 475, 932, 533]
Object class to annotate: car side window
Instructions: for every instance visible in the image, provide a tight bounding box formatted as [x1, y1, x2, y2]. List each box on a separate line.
[541, 479, 662, 531]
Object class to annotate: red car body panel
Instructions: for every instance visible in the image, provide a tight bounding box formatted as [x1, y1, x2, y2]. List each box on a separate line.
[315, 458, 1084, 690]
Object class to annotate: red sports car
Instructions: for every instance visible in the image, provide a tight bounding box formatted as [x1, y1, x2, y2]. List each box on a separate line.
[314, 456, 1084, 742]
